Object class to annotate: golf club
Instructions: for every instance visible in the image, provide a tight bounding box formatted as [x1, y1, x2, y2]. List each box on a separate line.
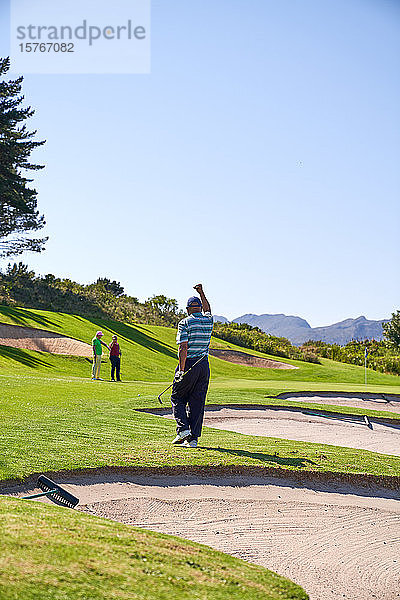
[157, 354, 207, 404]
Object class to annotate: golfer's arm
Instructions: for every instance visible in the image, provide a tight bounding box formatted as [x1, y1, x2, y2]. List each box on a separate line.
[199, 289, 211, 313]
[178, 342, 188, 371]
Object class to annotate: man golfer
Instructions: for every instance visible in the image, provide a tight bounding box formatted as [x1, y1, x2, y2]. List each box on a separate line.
[171, 284, 213, 448]
[91, 331, 109, 380]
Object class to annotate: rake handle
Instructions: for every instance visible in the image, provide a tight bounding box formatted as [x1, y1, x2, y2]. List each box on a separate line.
[22, 489, 57, 500]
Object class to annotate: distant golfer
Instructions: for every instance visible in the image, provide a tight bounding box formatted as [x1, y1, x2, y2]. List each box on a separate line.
[91, 331, 109, 381]
[109, 335, 122, 382]
[171, 284, 213, 448]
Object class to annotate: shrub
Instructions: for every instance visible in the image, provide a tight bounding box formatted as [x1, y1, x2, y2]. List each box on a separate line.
[0, 263, 185, 327]
[302, 338, 400, 377]
[213, 322, 309, 363]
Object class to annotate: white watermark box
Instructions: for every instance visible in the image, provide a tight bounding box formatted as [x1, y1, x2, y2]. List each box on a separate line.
[10, 0, 150, 74]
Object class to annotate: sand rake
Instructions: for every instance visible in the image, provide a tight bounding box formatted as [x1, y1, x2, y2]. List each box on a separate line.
[22, 475, 79, 508]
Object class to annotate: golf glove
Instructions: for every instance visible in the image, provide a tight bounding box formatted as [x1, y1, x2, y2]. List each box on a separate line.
[174, 370, 185, 383]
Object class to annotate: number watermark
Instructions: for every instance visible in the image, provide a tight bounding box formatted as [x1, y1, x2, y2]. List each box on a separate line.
[19, 43, 75, 53]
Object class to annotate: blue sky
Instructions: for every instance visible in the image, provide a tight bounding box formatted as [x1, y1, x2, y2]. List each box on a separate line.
[1, 0, 399, 326]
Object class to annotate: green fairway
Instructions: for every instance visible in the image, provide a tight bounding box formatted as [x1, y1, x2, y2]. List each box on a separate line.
[0, 306, 400, 482]
[2, 372, 400, 481]
[0, 497, 307, 600]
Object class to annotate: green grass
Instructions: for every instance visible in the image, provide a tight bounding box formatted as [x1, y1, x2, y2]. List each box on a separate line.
[0, 305, 400, 482]
[1, 305, 400, 388]
[0, 497, 308, 600]
[1, 372, 400, 481]
[1, 305, 398, 600]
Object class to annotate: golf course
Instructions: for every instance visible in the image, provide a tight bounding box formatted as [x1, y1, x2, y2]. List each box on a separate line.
[1, 0, 399, 595]
[1, 305, 400, 599]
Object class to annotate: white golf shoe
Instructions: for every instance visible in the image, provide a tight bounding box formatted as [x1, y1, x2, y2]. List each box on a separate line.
[183, 439, 198, 448]
[172, 430, 191, 444]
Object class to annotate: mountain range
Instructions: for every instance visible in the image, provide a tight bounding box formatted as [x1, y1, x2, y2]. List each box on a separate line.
[213, 314, 388, 346]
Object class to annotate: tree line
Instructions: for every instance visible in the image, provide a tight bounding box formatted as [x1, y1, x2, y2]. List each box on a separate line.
[1, 264, 399, 375]
[0, 263, 185, 327]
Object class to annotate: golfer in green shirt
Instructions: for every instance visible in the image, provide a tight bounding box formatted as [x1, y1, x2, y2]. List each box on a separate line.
[91, 330, 109, 380]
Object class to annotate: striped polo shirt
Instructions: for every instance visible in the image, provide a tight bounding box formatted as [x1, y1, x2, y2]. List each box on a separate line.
[176, 312, 214, 358]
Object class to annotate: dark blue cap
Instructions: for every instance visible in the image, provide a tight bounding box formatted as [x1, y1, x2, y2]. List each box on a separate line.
[186, 296, 202, 308]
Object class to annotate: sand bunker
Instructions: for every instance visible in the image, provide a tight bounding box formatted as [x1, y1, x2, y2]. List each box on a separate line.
[0, 323, 92, 356]
[203, 406, 400, 456]
[4, 471, 400, 600]
[148, 405, 400, 456]
[209, 348, 298, 369]
[275, 392, 400, 414]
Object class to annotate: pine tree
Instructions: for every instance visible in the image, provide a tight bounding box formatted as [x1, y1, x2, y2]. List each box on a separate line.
[0, 56, 47, 257]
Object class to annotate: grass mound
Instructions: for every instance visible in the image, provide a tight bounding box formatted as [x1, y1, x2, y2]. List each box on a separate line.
[1, 305, 400, 389]
[0, 498, 308, 600]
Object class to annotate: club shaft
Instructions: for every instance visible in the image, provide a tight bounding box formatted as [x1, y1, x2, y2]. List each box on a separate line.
[158, 354, 206, 403]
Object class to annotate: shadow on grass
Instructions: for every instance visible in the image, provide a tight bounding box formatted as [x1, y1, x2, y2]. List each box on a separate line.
[202, 446, 317, 468]
[0, 306, 58, 328]
[0, 306, 177, 361]
[0, 345, 51, 368]
[86, 319, 177, 359]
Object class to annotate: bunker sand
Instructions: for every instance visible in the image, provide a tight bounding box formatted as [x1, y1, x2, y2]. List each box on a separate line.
[203, 406, 400, 456]
[210, 348, 298, 369]
[276, 392, 400, 414]
[0, 323, 92, 356]
[6, 472, 400, 600]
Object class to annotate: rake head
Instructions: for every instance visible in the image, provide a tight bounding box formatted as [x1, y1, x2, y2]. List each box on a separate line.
[38, 475, 79, 508]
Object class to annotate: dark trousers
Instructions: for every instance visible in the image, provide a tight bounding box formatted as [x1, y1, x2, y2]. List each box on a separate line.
[110, 356, 120, 381]
[170, 357, 210, 440]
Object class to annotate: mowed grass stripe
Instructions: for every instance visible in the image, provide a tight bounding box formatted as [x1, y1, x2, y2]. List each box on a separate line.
[1, 375, 400, 480]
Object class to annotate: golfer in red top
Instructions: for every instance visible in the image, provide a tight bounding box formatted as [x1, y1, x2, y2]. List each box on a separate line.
[109, 335, 122, 381]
